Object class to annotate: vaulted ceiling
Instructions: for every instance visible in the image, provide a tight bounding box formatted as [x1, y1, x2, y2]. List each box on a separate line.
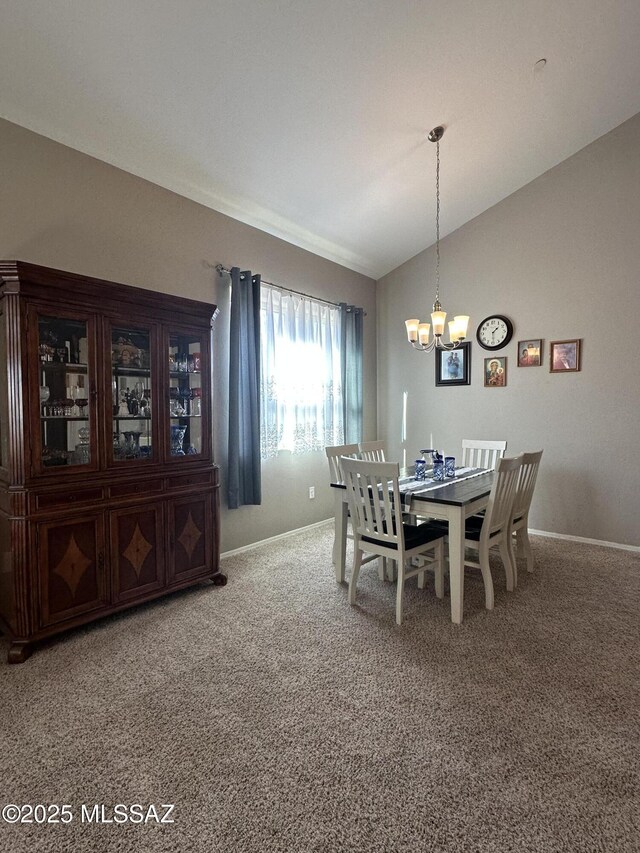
[2, 1, 640, 278]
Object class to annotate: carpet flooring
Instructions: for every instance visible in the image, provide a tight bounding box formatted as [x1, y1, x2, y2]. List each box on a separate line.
[1, 526, 639, 853]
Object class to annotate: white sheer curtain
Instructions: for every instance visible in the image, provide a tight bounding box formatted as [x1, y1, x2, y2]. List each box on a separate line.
[260, 285, 343, 458]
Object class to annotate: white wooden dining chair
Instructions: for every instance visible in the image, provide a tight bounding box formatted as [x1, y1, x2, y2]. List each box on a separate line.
[341, 457, 446, 625]
[358, 440, 386, 462]
[461, 439, 507, 470]
[325, 443, 360, 576]
[508, 450, 543, 585]
[325, 443, 360, 484]
[460, 455, 522, 610]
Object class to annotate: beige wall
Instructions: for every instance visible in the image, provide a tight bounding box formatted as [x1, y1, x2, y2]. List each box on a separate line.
[0, 118, 377, 552]
[378, 112, 640, 547]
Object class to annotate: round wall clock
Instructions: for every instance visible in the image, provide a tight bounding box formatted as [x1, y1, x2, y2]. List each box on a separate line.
[476, 315, 514, 350]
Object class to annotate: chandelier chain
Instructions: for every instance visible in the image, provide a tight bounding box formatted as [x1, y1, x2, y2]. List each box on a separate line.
[435, 138, 440, 304]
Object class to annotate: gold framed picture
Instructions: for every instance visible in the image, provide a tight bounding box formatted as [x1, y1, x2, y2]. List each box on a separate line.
[549, 339, 581, 373]
[517, 339, 542, 367]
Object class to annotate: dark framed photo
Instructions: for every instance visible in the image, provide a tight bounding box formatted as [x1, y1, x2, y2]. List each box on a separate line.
[550, 339, 581, 372]
[517, 339, 542, 367]
[484, 356, 507, 387]
[435, 342, 471, 386]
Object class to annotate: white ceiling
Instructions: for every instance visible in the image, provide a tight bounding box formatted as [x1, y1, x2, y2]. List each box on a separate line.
[2, 1, 640, 279]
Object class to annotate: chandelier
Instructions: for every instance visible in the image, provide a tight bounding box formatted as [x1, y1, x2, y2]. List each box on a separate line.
[405, 125, 469, 352]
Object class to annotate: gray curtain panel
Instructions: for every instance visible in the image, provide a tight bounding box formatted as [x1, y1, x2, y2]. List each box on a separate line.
[228, 267, 262, 508]
[340, 303, 364, 444]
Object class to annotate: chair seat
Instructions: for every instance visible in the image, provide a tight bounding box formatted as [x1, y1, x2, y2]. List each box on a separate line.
[362, 520, 444, 551]
[429, 515, 505, 542]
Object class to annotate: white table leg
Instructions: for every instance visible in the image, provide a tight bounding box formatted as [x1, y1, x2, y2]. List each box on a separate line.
[334, 492, 348, 584]
[448, 508, 465, 624]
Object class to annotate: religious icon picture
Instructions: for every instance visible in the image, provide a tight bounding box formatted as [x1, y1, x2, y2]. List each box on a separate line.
[435, 342, 471, 387]
[484, 356, 507, 387]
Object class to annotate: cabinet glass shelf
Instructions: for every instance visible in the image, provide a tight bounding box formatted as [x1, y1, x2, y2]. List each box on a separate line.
[41, 361, 89, 372]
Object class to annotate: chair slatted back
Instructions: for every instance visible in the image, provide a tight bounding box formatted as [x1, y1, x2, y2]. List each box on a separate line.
[325, 443, 360, 484]
[358, 440, 386, 462]
[341, 457, 403, 551]
[462, 439, 507, 470]
[481, 455, 522, 541]
[512, 450, 543, 521]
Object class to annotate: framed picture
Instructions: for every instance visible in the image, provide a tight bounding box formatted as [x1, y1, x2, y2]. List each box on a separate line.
[435, 342, 471, 386]
[517, 339, 542, 367]
[549, 339, 581, 373]
[484, 356, 507, 387]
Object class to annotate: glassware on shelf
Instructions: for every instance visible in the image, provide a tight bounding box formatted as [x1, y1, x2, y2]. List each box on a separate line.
[76, 395, 89, 418]
[140, 388, 151, 418]
[190, 389, 202, 417]
[39, 385, 50, 406]
[74, 426, 90, 464]
[170, 424, 187, 456]
[121, 430, 142, 458]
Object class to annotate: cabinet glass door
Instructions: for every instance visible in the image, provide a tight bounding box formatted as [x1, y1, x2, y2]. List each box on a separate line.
[111, 325, 154, 463]
[167, 331, 206, 458]
[36, 313, 96, 471]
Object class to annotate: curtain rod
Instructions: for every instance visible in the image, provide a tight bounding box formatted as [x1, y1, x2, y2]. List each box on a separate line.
[214, 264, 365, 314]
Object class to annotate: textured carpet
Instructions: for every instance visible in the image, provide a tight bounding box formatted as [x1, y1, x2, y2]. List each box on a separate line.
[1, 527, 638, 853]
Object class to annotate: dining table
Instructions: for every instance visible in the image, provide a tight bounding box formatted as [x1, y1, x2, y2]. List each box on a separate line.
[330, 468, 496, 624]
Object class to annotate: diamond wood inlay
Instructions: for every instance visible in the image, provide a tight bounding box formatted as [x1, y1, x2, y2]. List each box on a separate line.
[53, 533, 92, 598]
[122, 522, 153, 579]
[178, 512, 202, 561]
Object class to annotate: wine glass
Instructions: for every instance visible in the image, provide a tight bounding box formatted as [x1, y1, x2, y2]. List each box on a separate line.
[76, 395, 89, 419]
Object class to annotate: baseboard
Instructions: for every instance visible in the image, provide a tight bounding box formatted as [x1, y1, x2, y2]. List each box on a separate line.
[221, 518, 334, 559]
[221, 521, 639, 559]
[529, 528, 640, 553]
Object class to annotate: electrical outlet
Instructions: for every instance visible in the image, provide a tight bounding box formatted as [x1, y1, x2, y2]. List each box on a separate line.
[308, 486, 315, 499]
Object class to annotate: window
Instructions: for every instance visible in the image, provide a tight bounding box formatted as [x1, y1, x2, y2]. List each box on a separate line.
[260, 285, 343, 458]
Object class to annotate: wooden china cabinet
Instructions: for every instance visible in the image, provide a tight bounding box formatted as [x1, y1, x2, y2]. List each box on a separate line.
[0, 261, 225, 663]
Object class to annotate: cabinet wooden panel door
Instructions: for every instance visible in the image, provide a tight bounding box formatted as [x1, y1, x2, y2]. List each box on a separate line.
[168, 493, 213, 583]
[110, 503, 165, 602]
[37, 513, 107, 628]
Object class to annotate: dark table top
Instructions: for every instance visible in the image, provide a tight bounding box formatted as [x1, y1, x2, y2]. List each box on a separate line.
[331, 469, 495, 507]
[408, 470, 495, 507]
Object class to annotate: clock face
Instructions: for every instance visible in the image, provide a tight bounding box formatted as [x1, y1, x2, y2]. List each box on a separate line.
[476, 315, 514, 350]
